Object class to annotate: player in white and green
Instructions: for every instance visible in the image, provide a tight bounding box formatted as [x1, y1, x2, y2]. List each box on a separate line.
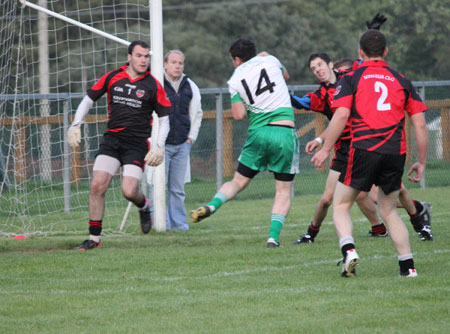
[191, 38, 299, 248]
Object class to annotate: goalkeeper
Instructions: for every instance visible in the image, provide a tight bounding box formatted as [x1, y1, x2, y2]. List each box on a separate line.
[190, 38, 299, 248]
[68, 41, 172, 250]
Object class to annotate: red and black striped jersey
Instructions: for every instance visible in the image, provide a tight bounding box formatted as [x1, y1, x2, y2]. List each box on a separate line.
[332, 60, 427, 155]
[87, 64, 171, 139]
[306, 70, 352, 145]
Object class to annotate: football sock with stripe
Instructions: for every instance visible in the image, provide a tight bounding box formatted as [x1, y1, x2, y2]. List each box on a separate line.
[268, 214, 286, 242]
[207, 192, 227, 213]
[88, 220, 102, 242]
[307, 223, 320, 238]
[371, 223, 387, 235]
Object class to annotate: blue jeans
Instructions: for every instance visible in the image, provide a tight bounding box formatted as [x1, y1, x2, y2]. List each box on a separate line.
[164, 141, 191, 230]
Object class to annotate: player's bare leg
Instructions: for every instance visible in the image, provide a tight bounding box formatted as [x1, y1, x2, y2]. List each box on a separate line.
[333, 182, 360, 277]
[356, 191, 388, 237]
[398, 184, 416, 213]
[89, 170, 114, 220]
[377, 187, 417, 275]
[122, 171, 152, 234]
[293, 169, 339, 244]
[399, 184, 433, 240]
[378, 188, 411, 255]
[267, 180, 292, 247]
[191, 171, 251, 222]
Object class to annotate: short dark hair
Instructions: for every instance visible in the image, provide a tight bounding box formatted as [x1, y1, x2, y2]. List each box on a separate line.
[308, 53, 332, 67]
[229, 38, 256, 62]
[128, 40, 149, 55]
[334, 58, 354, 71]
[360, 30, 386, 58]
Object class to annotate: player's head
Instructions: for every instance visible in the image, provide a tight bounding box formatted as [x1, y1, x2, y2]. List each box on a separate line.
[334, 58, 354, 72]
[164, 50, 185, 81]
[308, 53, 335, 84]
[127, 40, 150, 76]
[128, 40, 149, 55]
[229, 38, 256, 65]
[359, 29, 387, 58]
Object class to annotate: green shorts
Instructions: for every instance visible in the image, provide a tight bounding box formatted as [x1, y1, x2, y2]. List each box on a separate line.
[238, 125, 300, 175]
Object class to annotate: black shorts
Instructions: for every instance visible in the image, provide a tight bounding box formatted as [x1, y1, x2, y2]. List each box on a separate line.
[339, 148, 405, 194]
[329, 140, 350, 173]
[97, 132, 149, 170]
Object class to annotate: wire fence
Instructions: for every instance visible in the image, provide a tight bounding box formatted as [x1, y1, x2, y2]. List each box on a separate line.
[0, 81, 449, 234]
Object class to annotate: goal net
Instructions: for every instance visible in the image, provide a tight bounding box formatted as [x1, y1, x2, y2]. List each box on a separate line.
[0, 0, 164, 236]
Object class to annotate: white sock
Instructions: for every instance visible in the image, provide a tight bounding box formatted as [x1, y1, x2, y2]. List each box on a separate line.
[89, 235, 100, 243]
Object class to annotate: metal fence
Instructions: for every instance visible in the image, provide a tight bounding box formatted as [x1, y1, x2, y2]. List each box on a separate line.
[1, 81, 449, 212]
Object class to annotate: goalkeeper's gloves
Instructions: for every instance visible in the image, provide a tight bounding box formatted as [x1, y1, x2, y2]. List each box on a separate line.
[366, 13, 387, 30]
[145, 146, 164, 166]
[67, 125, 81, 148]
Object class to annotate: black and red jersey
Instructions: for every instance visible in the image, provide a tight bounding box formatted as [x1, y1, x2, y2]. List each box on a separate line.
[332, 60, 427, 155]
[306, 70, 352, 146]
[87, 64, 172, 139]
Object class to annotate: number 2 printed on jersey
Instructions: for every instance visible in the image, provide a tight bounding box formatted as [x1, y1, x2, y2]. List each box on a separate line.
[374, 81, 391, 111]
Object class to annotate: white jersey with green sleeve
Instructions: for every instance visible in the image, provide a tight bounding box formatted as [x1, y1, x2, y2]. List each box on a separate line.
[227, 55, 294, 130]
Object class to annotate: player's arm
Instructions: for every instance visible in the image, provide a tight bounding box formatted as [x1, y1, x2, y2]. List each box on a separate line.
[281, 66, 290, 82]
[258, 52, 289, 81]
[231, 101, 247, 121]
[306, 129, 327, 155]
[67, 95, 94, 147]
[311, 107, 349, 168]
[290, 94, 311, 110]
[407, 112, 428, 182]
[187, 79, 203, 144]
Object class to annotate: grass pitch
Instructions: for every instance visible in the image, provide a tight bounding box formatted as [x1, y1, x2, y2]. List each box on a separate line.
[1, 187, 449, 333]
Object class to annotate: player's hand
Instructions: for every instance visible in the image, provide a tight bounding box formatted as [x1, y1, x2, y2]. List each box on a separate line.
[67, 125, 81, 147]
[366, 13, 387, 30]
[145, 146, 164, 166]
[305, 140, 320, 155]
[311, 148, 330, 168]
[407, 162, 425, 182]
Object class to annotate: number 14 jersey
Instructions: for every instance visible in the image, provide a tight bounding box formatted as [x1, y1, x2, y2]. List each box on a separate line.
[228, 55, 294, 130]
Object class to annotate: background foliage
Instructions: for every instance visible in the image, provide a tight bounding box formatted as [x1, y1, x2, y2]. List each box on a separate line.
[162, 0, 450, 87]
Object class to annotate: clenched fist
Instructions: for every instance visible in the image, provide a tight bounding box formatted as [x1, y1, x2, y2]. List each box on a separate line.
[67, 126, 81, 147]
[145, 146, 164, 166]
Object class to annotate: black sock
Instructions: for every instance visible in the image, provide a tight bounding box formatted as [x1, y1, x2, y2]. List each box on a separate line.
[89, 220, 102, 236]
[371, 223, 387, 234]
[341, 243, 355, 258]
[137, 196, 147, 209]
[413, 200, 423, 213]
[307, 223, 320, 238]
[399, 258, 415, 273]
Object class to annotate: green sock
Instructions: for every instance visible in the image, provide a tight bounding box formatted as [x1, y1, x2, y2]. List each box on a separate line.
[207, 192, 227, 212]
[268, 214, 286, 242]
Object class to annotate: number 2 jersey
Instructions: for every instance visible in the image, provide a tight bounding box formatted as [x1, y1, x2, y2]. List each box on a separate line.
[332, 60, 427, 155]
[227, 55, 294, 130]
[87, 64, 172, 140]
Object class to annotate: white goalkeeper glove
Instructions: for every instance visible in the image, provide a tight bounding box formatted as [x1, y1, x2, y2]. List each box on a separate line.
[67, 125, 81, 148]
[145, 146, 164, 166]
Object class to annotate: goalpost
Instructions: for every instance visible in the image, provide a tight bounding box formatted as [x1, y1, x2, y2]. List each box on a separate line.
[0, 0, 166, 236]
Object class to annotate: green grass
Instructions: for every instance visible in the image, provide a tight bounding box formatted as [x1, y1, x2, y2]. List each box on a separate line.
[1, 187, 449, 334]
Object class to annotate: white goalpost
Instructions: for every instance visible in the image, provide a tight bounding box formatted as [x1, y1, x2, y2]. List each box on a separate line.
[0, 0, 166, 235]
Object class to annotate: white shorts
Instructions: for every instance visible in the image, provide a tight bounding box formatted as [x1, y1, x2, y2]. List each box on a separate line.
[93, 154, 143, 179]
